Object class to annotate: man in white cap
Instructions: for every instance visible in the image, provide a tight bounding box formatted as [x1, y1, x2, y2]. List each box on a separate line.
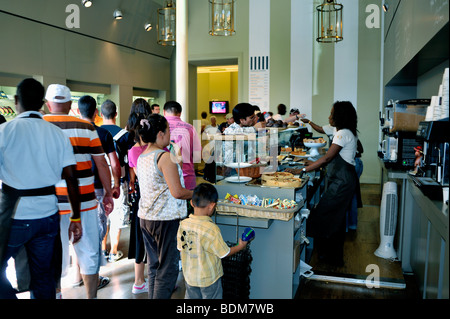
[0, 78, 81, 299]
[44, 84, 114, 299]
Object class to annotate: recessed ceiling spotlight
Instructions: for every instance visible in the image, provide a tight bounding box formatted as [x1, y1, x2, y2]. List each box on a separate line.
[145, 23, 153, 31]
[82, 0, 92, 8]
[113, 9, 123, 20]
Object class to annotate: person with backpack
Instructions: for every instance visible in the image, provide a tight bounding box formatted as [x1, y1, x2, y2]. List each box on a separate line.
[100, 99, 134, 262]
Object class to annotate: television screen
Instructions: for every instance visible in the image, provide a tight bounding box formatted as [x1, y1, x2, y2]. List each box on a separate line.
[210, 101, 229, 114]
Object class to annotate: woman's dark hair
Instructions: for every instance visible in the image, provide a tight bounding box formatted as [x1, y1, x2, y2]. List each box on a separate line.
[192, 183, 218, 208]
[332, 101, 358, 136]
[127, 98, 152, 143]
[138, 113, 168, 144]
[232, 103, 254, 124]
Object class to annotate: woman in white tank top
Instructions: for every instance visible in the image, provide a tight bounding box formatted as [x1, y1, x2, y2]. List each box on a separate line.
[135, 113, 193, 299]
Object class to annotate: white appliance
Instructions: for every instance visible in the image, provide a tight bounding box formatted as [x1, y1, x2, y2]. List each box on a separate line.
[375, 181, 398, 260]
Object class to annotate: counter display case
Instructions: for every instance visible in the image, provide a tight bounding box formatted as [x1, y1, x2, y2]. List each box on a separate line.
[214, 178, 308, 299]
[205, 126, 326, 298]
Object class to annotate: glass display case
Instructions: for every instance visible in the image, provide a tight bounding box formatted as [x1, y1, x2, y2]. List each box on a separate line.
[205, 127, 309, 183]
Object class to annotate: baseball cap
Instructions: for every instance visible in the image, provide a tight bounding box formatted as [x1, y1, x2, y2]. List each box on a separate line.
[45, 84, 72, 103]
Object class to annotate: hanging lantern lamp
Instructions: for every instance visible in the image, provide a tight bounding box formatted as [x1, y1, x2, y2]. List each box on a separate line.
[316, 0, 343, 43]
[157, 0, 176, 46]
[209, 0, 236, 36]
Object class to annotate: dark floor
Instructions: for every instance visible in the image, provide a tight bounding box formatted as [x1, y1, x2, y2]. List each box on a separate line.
[295, 183, 421, 299]
[9, 182, 421, 300]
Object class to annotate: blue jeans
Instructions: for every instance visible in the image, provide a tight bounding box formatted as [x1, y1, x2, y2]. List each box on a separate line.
[185, 278, 223, 299]
[0, 212, 59, 299]
[346, 158, 363, 230]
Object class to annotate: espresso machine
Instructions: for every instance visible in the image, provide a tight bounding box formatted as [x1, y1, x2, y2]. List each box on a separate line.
[413, 120, 450, 200]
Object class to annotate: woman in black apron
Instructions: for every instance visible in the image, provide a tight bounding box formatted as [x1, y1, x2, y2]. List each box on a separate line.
[286, 101, 360, 266]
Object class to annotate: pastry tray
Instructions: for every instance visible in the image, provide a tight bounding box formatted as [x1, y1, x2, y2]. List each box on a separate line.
[245, 175, 309, 189]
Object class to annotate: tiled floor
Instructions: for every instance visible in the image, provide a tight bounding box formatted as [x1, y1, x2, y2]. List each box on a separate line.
[8, 182, 418, 300]
[11, 224, 186, 300]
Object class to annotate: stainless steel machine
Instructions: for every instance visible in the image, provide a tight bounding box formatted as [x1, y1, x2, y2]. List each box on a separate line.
[412, 120, 450, 200]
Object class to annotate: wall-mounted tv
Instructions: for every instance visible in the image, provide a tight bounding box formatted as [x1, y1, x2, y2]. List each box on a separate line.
[210, 101, 229, 114]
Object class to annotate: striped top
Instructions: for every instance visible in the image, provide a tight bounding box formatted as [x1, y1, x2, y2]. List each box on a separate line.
[44, 114, 105, 214]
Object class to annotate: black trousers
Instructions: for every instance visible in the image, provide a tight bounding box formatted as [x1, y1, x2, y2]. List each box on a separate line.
[140, 219, 180, 299]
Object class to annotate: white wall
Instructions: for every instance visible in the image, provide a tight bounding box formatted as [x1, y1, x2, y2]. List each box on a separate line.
[0, 1, 173, 126]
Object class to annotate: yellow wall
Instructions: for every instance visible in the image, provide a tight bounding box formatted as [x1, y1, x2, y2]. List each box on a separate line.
[197, 72, 238, 124]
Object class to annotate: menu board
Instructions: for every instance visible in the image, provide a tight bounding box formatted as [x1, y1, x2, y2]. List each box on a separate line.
[249, 56, 270, 112]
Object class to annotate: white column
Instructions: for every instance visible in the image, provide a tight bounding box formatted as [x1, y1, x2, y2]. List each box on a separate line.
[334, 0, 359, 108]
[248, 0, 270, 112]
[176, 0, 188, 122]
[290, 0, 313, 117]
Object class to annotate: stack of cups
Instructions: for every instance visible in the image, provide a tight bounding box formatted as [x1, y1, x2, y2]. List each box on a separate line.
[440, 68, 449, 119]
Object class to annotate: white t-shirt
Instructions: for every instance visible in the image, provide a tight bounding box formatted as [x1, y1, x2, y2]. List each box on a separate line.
[322, 124, 337, 139]
[331, 129, 357, 166]
[272, 114, 283, 121]
[0, 111, 76, 220]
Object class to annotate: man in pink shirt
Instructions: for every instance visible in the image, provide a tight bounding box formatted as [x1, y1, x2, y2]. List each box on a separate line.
[163, 101, 201, 190]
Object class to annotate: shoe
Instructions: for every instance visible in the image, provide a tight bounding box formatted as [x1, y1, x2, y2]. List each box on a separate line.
[108, 250, 123, 262]
[97, 276, 110, 290]
[132, 281, 148, 294]
[71, 279, 84, 288]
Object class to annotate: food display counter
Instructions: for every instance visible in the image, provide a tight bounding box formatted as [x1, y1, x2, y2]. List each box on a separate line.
[210, 131, 327, 298]
[214, 177, 309, 299]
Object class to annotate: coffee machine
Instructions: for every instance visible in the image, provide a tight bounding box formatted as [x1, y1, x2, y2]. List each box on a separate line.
[413, 120, 450, 200]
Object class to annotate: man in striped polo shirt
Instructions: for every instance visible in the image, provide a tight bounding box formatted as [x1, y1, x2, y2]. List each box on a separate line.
[44, 84, 114, 299]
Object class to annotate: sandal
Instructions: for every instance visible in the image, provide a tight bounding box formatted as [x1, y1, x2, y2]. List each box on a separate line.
[97, 276, 110, 290]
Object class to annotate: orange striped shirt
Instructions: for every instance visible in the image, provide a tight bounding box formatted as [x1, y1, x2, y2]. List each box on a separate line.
[44, 114, 104, 214]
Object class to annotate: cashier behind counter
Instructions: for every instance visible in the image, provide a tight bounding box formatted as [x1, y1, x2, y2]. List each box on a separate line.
[285, 101, 361, 266]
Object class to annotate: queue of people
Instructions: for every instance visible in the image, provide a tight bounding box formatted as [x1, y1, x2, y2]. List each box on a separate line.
[0, 78, 363, 299]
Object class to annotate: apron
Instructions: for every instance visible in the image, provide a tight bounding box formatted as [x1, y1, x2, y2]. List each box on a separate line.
[307, 154, 360, 239]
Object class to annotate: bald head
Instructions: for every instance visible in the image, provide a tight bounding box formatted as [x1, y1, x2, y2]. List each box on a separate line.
[46, 100, 72, 115]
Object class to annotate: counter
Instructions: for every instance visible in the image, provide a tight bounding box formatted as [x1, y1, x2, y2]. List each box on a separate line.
[214, 176, 309, 299]
[402, 176, 448, 299]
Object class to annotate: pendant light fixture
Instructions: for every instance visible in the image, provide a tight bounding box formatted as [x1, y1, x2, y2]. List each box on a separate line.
[157, 0, 176, 46]
[113, 9, 123, 20]
[316, 0, 343, 43]
[209, 0, 236, 36]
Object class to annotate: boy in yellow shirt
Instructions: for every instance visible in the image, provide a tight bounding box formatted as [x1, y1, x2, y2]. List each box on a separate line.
[177, 183, 248, 299]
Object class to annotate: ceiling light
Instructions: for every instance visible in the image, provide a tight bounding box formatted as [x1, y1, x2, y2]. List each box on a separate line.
[145, 23, 153, 31]
[114, 9, 123, 20]
[82, 0, 92, 8]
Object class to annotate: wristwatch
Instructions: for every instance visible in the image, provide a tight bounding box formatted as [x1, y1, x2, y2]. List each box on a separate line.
[300, 167, 307, 177]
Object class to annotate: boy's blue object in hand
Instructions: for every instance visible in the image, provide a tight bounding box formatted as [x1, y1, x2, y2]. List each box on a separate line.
[241, 227, 255, 242]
